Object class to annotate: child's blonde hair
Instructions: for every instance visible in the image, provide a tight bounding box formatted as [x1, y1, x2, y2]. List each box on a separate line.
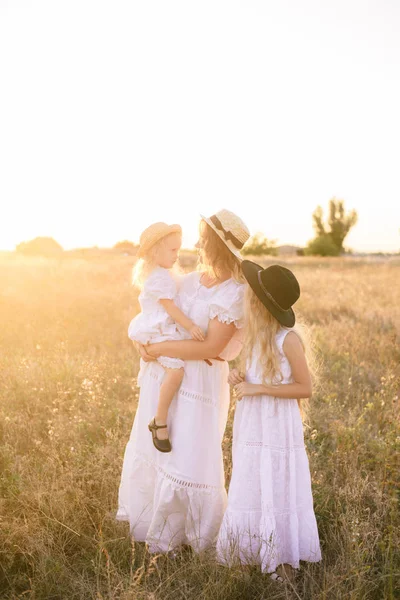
[241, 285, 317, 417]
[132, 234, 179, 290]
[198, 221, 244, 283]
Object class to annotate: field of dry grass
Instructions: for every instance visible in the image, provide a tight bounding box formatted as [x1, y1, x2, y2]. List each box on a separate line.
[1, 254, 399, 599]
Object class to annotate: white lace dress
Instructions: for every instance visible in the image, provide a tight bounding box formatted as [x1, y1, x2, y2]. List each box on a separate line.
[217, 328, 321, 572]
[117, 271, 245, 553]
[128, 267, 184, 370]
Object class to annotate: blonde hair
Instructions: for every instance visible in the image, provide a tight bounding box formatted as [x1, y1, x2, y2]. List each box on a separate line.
[132, 233, 180, 290]
[198, 221, 244, 283]
[242, 285, 317, 417]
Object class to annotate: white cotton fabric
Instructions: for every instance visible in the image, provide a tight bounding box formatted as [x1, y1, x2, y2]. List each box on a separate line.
[117, 272, 245, 553]
[217, 328, 321, 572]
[128, 267, 184, 370]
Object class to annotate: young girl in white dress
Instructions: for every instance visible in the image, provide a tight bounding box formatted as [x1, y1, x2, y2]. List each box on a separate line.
[128, 222, 204, 453]
[217, 260, 321, 583]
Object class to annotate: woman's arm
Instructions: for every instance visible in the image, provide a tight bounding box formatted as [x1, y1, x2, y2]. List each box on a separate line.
[234, 332, 312, 400]
[147, 318, 237, 360]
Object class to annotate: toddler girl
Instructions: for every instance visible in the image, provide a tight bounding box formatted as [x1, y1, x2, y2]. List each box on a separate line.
[128, 222, 204, 453]
[217, 261, 321, 583]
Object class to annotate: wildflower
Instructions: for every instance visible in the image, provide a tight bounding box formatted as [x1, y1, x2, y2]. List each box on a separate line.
[81, 379, 93, 389]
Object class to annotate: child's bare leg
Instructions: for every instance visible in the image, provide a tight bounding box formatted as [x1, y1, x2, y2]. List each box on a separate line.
[154, 368, 184, 440]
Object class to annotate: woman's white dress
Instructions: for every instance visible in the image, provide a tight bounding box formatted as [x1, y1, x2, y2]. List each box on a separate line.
[128, 267, 184, 370]
[217, 328, 321, 572]
[117, 271, 244, 553]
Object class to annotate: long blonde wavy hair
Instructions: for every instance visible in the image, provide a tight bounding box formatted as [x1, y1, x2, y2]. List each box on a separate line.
[198, 221, 244, 283]
[241, 285, 317, 415]
[132, 234, 180, 290]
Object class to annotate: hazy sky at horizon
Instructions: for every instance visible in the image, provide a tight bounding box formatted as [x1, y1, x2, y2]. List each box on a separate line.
[1, 0, 400, 252]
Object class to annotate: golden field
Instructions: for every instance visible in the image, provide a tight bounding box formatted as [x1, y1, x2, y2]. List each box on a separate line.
[0, 254, 399, 600]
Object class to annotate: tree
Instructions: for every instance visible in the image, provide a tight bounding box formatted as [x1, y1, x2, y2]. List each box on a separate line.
[310, 198, 358, 254]
[16, 237, 63, 256]
[242, 233, 278, 256]
[312, 205, 325, 237]
[304, 234, 340, 257]
[113, 240, 138, 255]
[328, 199, 358, 253]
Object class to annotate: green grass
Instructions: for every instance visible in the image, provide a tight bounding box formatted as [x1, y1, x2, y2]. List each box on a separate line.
[0, 255, 399, 599]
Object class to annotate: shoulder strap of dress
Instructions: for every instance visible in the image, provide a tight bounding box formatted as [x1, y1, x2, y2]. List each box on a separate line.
[275, 327, 292, 353]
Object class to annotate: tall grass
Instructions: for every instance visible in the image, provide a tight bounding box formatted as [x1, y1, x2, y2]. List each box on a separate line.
[1, 254, 399, 599]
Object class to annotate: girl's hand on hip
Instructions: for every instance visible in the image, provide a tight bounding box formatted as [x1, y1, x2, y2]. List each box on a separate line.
[228, 368, 245, 386]
[234, 382, 260, 400]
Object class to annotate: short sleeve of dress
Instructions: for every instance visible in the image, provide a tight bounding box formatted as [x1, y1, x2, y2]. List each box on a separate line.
[209, 281, 245, 328]
[145, 268, 177, 301]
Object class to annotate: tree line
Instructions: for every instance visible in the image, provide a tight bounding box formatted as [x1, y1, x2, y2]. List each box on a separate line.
[15, 198, 358, 257]
[242, 197, 358, 257]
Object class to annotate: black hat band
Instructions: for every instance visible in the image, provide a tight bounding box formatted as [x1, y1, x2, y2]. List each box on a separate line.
[257, 270, 289, 312]
[210, 215, 244, 250]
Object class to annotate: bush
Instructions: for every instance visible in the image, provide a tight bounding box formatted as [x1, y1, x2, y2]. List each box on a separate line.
[242, 233, 277, 256]
[16, 237, 63, 256]
[113, 241, 137, 255]
[304, 234, 340, 257]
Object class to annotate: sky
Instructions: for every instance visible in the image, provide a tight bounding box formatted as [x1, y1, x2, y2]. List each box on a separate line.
[0, 0, 399, 252]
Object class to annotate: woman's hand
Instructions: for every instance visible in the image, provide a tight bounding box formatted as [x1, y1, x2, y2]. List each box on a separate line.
[234, 382, 262, 400]
[228, 368, 245, 386]
[133, 341, 156, 362]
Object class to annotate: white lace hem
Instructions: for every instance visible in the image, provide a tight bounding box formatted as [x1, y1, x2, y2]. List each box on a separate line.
[217, 507, 322, 572]
[142, 368, 221, 408]
[117, 450, 228, 553]
[130, 451, 221, 493]
[238, 441, 305, 452]
[158, 356, 184, 369]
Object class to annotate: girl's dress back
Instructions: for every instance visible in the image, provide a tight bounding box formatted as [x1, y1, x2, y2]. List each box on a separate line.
[217, 327, 321, 573]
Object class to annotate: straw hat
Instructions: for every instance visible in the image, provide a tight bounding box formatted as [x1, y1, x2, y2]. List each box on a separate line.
[137, 222, 182, 259]
[200, 209, 250, 259]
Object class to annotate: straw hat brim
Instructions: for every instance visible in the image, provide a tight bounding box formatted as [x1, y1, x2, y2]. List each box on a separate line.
[137, 224, 182, 259]
[200, 214, 243, 260]
[242, 260, 296, 327]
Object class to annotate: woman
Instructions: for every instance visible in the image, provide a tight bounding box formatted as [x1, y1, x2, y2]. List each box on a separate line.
[117, 209, 250, 553]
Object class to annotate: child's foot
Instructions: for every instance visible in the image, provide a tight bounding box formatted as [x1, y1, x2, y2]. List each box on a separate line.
[154, 420, 169, 440]
[148, 418, 172, 453]
[275, 563, 296, 584]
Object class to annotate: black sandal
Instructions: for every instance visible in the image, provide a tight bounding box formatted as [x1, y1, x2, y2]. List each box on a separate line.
[148, 418, 172, 453]
[270, 572, 284, 584]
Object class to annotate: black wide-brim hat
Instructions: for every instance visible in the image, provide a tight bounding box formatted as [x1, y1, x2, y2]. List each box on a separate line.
[242, 260, 300, 327]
